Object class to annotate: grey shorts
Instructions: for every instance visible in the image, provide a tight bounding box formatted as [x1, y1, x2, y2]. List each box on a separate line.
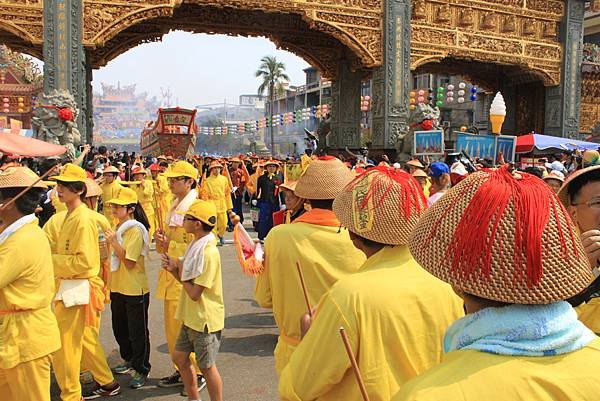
[175, 325, 222, 369]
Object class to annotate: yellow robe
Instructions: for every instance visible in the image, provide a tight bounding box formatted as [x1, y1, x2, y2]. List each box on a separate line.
[100, 180, 123, 224]
[44, 204, 106, 401]
[200, 174, 232, 237]
[0, 218, 60, 369]
[279, 246, 464, 401]
[255, 209, 366, 375]
[394, 337, 600, 401]
[132, 179, 156, 237]
[577, 298, 600, 334]
[153, 174, 170, 231]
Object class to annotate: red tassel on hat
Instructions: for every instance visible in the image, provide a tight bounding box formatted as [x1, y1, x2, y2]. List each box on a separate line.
[438, 166, 577, 287]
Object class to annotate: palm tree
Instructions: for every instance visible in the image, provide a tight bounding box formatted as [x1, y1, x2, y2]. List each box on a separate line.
[256, 56, 289, 154]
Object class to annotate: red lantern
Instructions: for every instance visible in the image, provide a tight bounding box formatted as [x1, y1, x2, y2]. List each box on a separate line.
[58, 108, 74, 122]
[421, 119, 434, 131]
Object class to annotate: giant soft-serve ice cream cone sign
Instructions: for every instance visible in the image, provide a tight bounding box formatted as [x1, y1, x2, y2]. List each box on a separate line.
[490, 92, 506, 135]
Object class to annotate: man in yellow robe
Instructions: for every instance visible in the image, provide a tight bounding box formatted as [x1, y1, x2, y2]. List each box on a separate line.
[200, 161, 232, 246]
[0, 167, 61, 401]
[396, 167, 600, 401]
[150, 163, 170, 231]
[99, 165, 123, 225]
[279, 167, 464, 401]
[44, 164, 113, 401]
[155, 161, 205, 390]
[255, 157, 366, 375]
[131, 166, 156, 238]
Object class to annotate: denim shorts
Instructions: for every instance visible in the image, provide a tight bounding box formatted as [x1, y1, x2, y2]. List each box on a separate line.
[175, 325, 222, 369]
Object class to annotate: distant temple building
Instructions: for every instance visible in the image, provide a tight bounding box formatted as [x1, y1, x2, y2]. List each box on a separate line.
[93, 82, 159, 150]
[0, 45, 43, 131]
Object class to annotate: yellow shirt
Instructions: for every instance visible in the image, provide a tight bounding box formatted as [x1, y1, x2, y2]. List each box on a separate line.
[110, 226, 149, 296]
[156, 191, 197, 301]
[44, 204, 100, 280]
[0, 219, 61, 369]
[279, 246, 464, 401]
[255, 210, 366, 374]
[394, 337, 600, 401]
[100, 180, 124, 223]
[201, 174, 233, 212]
[132, 179, 155, 217]
[577, 298, 600, 334]
[176, 239, 224, 332]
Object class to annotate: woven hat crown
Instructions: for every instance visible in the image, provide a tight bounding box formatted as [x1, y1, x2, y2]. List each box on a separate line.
[409, 166, 592, 304]
[0, 166, 47, 189]
[85, 178, 102, 197]
[333, 166, 427, 245]
[295, 156, 354, 200]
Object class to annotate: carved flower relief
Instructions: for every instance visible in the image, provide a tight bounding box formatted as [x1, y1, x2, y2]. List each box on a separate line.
[412, 0, 427, 20]
[434, 4, 451, 23]
[501, 15, 516, 33]
[543, 22, 557, 39]
[458, 8, 474, 27]
[522, 19, 537, 37]
[480, 12, 496, 30]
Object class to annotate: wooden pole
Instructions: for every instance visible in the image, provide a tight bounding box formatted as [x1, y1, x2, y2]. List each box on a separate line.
[296, 261, 313, 319]
[340, 327, 371, 401]
[0, 165, 59, 212]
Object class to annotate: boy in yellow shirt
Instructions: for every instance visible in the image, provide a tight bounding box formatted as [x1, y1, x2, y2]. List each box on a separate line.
[162, 200, 224, 401]
[0, 167, 61, 401]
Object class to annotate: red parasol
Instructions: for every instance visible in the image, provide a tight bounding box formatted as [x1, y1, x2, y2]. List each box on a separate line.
[0, 133, 67, 157]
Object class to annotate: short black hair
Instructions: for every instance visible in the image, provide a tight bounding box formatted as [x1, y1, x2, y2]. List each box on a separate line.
[0, 187, 45, 215]
[523, 166, 544, 179]
[309, 199, 334, 210]
[58, 181, 87, 201]
[201, 221, 214, 232]
[568, 170, 600, 204]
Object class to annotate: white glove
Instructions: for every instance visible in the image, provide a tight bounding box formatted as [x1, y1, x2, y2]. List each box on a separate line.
[252, 199, 257, 206]
[280, 204, 287, 211]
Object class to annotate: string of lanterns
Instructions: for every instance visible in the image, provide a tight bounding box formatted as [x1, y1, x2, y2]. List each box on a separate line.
[0, 96, 28, 113]
[197, 103, 331, 135]
[409, 82, 478, 110]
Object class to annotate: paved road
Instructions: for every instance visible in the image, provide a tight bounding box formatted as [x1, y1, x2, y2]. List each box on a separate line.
[52, 223, 279, 401]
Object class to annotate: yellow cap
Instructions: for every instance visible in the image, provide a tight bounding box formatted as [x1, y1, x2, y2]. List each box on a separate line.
[106, 187, 138, 206]
[177, 199, 217, 226]
[163, 161, 198, 179]
[49, 163, 87, 183]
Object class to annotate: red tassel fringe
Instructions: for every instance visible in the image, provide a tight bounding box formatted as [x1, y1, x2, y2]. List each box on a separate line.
[437, 166, 579, 288]
[347, 166, 427, 220]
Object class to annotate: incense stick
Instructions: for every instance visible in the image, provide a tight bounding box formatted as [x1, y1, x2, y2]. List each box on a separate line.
[296, 261, 313, 318]
[340, 327, 371, 401]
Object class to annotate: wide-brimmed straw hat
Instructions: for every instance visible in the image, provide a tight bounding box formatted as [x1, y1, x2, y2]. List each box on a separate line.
[406, 159, 425, 169]
[264, 160, 280, 167]
[85, 178, 102, 197]
[103, 165, 120, 174]
[280, 181, 298, 192]
[412, 169, 428, 178]
[557, 165, 600, 207]
[208, 161, 223, 171]
[0, 166, 47, 189]
[295, 156, 354, 200]
[409, 166, 592, 304]
[131, 166, 147, 176]
[333, 166, 427, 245]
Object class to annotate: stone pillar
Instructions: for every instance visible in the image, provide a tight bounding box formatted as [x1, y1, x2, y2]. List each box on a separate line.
[329, 59, 362, 149]
[85, 50, 94, 144]
[545, 0, 585, 137]
[370, 0, 411, 149]
[43, 0, 88, 141]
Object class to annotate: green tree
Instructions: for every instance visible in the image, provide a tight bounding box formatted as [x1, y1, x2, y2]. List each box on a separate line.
[255, 56, 289, 154]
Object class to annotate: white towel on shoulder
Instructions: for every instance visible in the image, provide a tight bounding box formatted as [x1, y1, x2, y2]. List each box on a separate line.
[111, 220, 150, 272]
[181, 233, 215, 282]
[167, 189, 198, 228]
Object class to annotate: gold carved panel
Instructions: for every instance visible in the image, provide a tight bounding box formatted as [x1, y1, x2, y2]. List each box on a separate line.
[580, 73, 600, 133]
[0, 0, 44, 57]
[411, 0, 565, 86]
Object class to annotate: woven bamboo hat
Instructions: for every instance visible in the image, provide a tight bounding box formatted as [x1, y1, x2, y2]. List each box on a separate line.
[409, 166, 592, 304]
[85, 178, 102, 197]
[103, 165, 120, 174]
[333, 166, 427, 245]
[557, 165, 600, 207]
[280, 180, 297, 192]
[0, 166, 47, 189]
[295, 156, 354, 200]
[208, 161, 223, 171]
[406, 159, 425, 169]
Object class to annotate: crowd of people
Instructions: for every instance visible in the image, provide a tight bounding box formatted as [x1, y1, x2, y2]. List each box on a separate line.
[3, 145, 600, 401]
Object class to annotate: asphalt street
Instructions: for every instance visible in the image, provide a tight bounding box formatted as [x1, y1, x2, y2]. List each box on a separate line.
[51, 221, 279, 401]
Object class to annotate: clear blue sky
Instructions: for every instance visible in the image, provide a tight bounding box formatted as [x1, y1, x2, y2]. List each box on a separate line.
[91, 31, 310, 107]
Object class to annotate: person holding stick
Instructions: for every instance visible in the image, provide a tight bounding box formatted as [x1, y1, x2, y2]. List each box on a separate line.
[255, 156, 366, 375]
[395, 166, 600, 401]
[162, 199, 224, 401]
[155, 161, 206, 392]
[0, 166, 60, 401]
[279, 166, 463, 401]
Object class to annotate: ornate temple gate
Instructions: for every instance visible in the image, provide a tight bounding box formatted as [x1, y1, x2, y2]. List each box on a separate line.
[0, 0, 587, 148]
